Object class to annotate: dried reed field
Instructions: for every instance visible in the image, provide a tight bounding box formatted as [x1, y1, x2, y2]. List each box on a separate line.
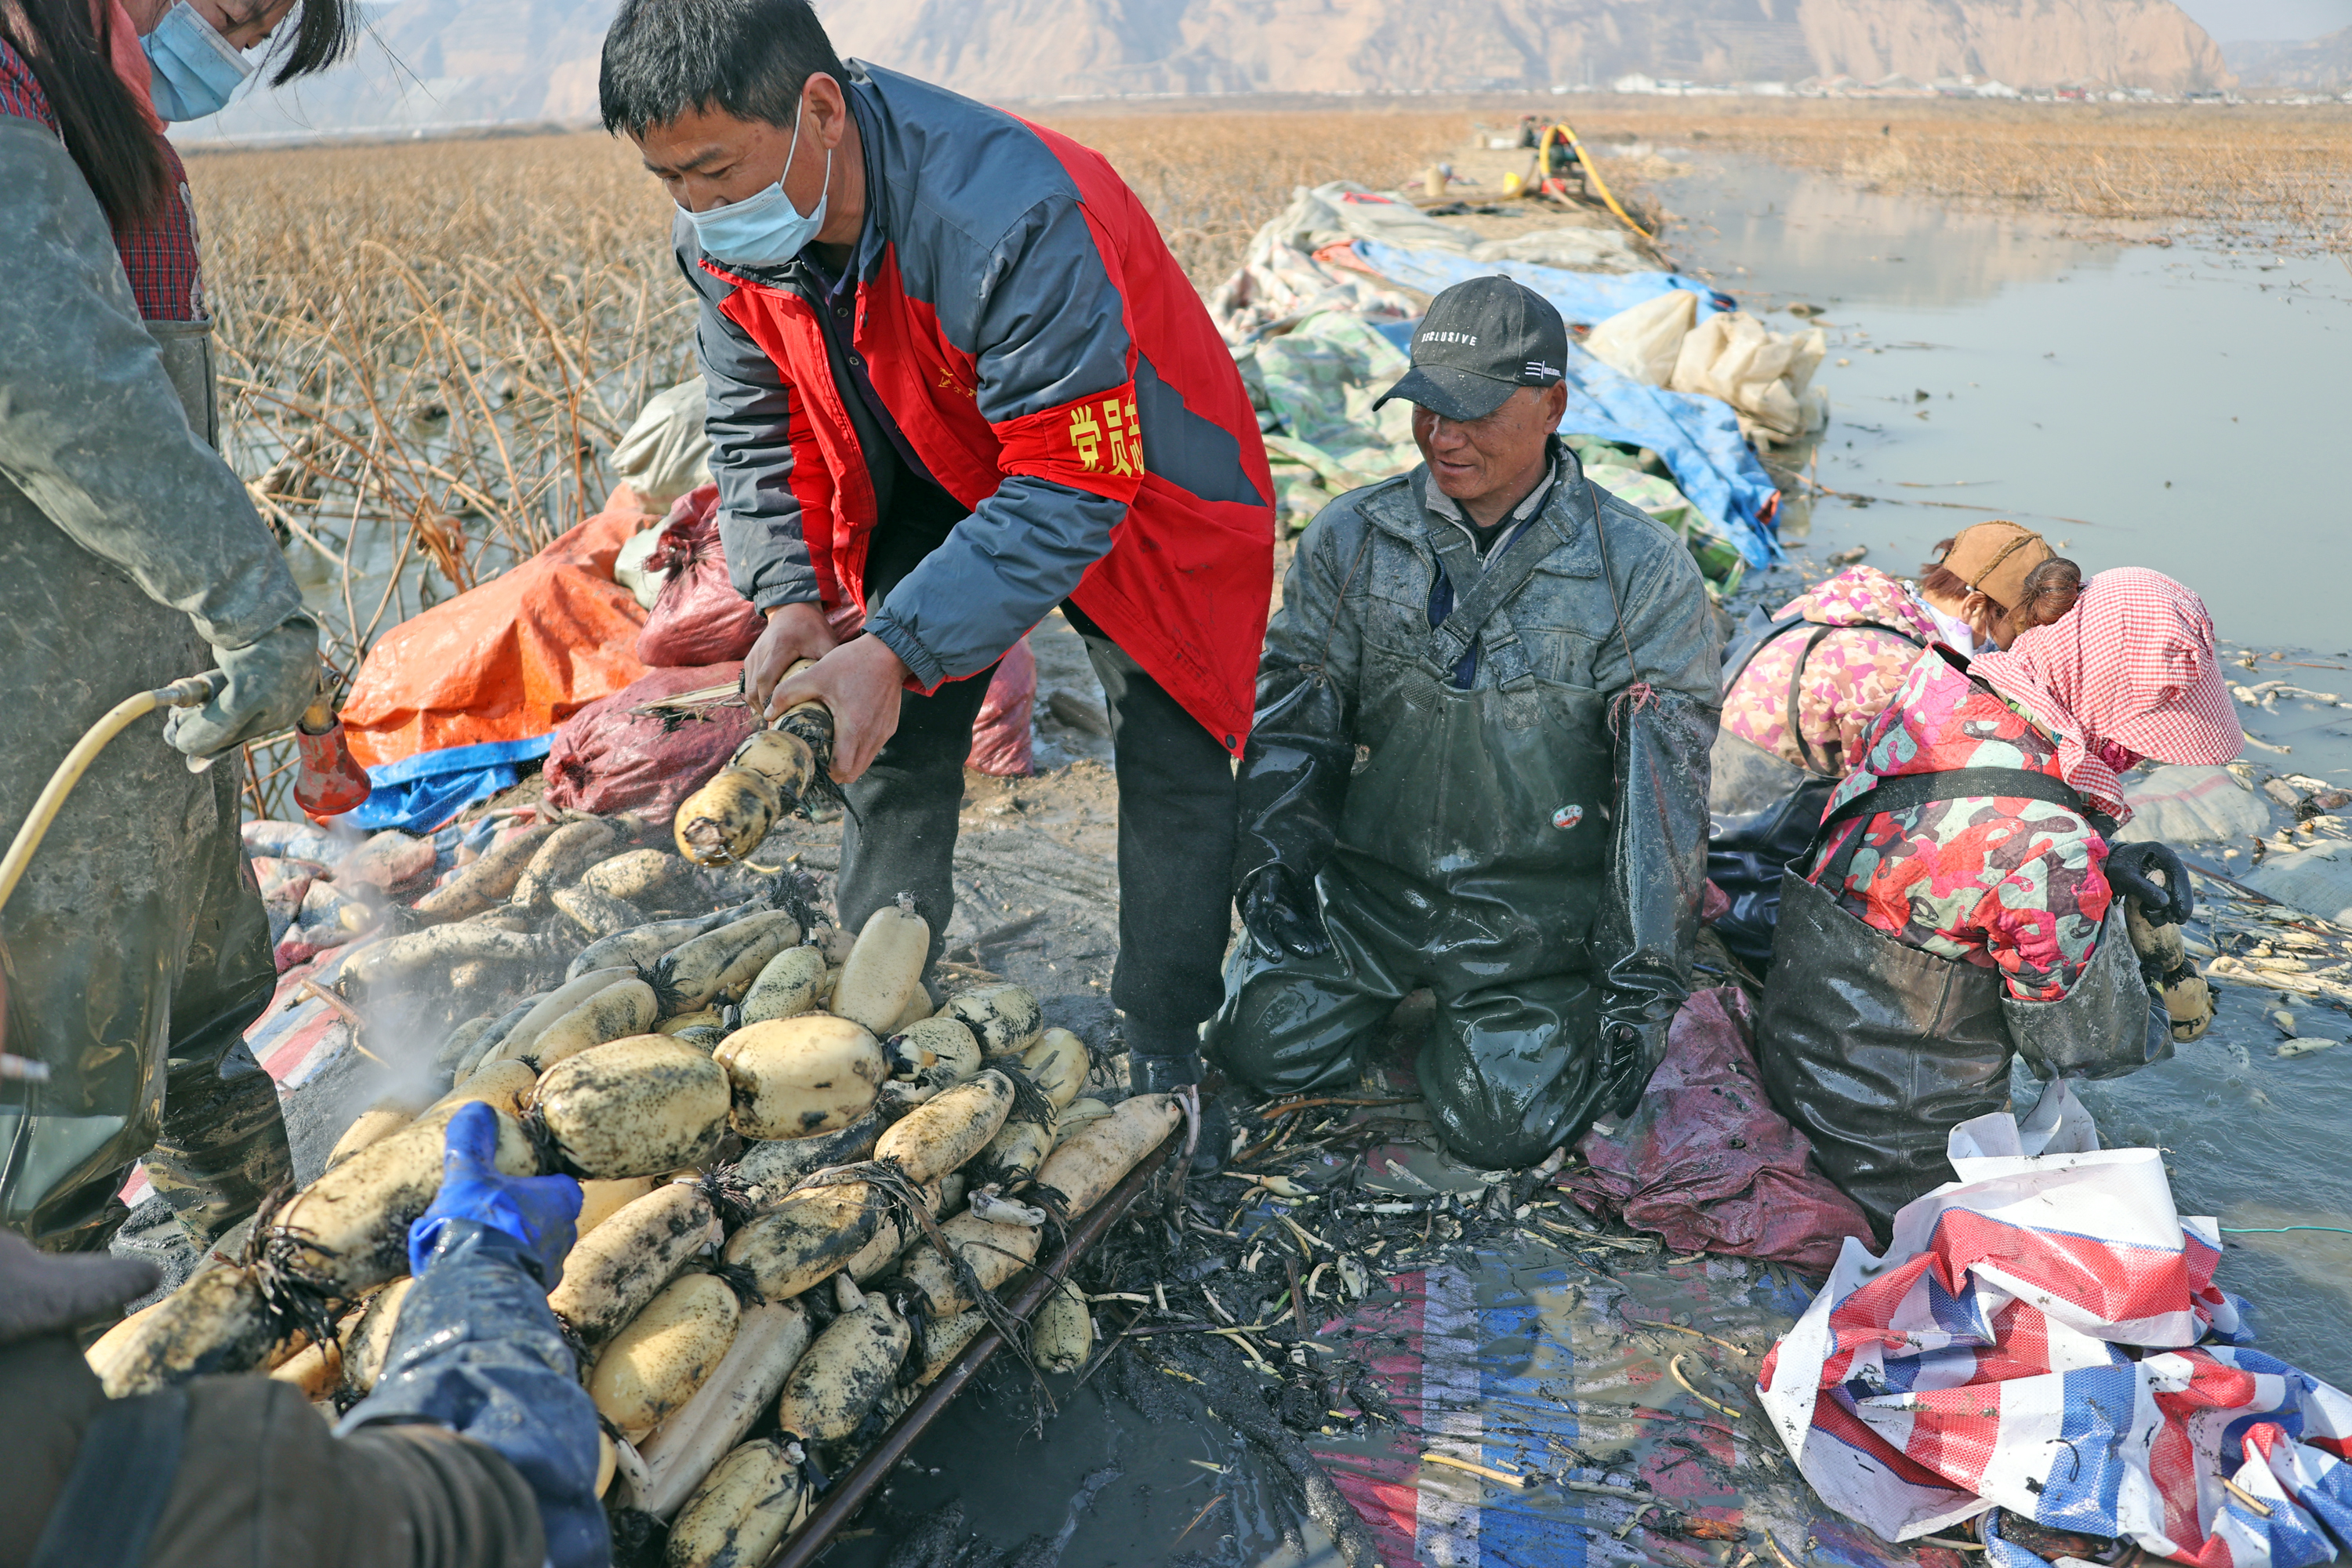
[192, 134, 690, 652]
[181, 96, 2352, 658]
[1562, 97, 2352, 241]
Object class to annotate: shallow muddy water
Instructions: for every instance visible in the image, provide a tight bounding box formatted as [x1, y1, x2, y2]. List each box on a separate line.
[856, 159, 2352, 1568]
[1661, 156, 2352, 1390]
[1661, 154, 2352, 673]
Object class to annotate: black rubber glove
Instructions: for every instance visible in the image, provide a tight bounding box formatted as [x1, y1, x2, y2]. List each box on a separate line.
[2106, 840, 2195, 927]
[1238, 863, 1332, 961]
[1599, 1020, 1661, 1122]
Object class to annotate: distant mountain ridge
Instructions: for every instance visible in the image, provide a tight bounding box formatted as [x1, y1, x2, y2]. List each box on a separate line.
[178, 0, 2230, 145]
[2224, 27, 2352, 88]
[820, 0, 2230, 98]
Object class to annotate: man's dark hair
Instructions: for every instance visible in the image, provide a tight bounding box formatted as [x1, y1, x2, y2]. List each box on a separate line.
[599, 0, 847, 139]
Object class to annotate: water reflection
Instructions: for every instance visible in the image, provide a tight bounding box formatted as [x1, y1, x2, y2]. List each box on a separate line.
[1657, 152, 2352, 660]
[1657, 152, 2097, 309]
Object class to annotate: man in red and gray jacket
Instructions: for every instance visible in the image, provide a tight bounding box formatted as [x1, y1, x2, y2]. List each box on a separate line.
[599, 0, 1275, 1126]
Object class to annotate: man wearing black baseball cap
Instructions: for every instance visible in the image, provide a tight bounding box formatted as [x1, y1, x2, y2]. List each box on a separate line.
[1207, 276, 1721, 1166]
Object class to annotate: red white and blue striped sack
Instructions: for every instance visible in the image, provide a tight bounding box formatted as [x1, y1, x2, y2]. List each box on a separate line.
[1760, 1087, 2352, 1568]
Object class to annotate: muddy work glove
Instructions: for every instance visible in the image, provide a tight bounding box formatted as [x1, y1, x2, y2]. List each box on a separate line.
[165, 612, 324, 760]
[408, 1102, 583, 1290]
[1237, 863, 1332, 961]
[1232, 673, 1352, 964]
[1598, 1019, 1664, 1123]
[2105, 840, 2195, 927]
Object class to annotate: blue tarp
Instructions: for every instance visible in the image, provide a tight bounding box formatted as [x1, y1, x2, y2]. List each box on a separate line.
[1554, 343, 1784, 568]
[1350, 241, 1735, 325]
[345, 733, 552, 833]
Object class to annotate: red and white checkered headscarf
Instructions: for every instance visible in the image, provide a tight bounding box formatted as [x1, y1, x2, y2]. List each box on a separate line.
[1972, 567, 2242, 822]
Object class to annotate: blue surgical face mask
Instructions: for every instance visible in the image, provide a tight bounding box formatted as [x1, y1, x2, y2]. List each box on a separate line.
[683, 96, 832, 269]
[142, 0, 255, 122]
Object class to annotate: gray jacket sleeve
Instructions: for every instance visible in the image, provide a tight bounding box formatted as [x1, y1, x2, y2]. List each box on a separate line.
[678, 220, 820, 614]
[862, 195, 1131, 688]
[1588, 499, 1722, 1038]
[0, 120, 299, 650]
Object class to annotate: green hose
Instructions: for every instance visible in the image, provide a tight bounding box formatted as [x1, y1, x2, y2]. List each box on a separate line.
[2220, 1226, 2352, 1236]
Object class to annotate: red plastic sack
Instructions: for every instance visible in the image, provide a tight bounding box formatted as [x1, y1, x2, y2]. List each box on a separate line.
[543, 662, 760, 825]
[1564, 985, 1872, 1274]
[637, 484, 764, 668]
[967, 636, 1036, 777]
[343, 491, 656, 768]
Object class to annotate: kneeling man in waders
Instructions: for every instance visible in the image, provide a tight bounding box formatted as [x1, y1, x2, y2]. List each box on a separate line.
[1207, 278, 1720, 1167]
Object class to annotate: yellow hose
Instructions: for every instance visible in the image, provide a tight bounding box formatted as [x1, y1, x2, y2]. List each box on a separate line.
[0, 672, 227, 918]
[1541, 122, 1653, 241]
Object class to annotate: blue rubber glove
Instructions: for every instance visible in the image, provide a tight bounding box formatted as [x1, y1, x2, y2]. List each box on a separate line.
[408, 1102, 582, 1289]
[343, 1219, 609, 1568]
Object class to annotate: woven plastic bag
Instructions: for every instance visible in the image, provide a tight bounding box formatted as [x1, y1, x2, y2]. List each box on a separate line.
[967, 637, 1036, 777]
[543, 661, 760, 826]
[637, 484, 765, 669]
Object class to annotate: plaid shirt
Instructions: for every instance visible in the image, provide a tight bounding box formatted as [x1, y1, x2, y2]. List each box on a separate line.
[2, 37, 205, 321]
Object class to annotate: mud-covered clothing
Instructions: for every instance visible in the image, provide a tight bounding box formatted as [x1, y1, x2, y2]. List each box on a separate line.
[1210, 442, 1719, 1167]
[0, 42, 296, 1250]
[681, 60, 1274, 750]
[0, 42, 205, 324]
[1810, 648, 2117, 1003]
[1719, 565, 1950, 775]
[0, 1223, 595, 1568]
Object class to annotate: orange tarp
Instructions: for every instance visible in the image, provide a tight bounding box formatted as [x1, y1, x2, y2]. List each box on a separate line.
[342, 492, 659, 768]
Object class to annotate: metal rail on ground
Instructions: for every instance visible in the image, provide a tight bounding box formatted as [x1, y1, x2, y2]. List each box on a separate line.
[763, 1131, 1181, 1568]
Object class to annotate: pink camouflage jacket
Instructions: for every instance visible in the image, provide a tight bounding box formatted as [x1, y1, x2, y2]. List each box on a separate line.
[1719, 565, 1949, 775]
[1809, 650, 2120, 1002]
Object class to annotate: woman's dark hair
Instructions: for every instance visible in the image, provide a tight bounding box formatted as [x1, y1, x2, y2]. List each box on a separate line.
[2, 0, 358, 228]
[2005, 557, 2082, 637]
[2, 0, 170, 227]
[263, 0, 360, 87]
[599, 0, 847, 138]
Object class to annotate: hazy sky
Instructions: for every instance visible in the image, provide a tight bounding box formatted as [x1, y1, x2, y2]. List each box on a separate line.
[2174, 0, 2352, 40]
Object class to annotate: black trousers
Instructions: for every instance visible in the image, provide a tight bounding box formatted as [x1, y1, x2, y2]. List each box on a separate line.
[836, 503, 1237, 1058]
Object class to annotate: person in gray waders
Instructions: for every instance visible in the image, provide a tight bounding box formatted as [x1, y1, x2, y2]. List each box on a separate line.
[1207, 278, 1721, 1168]
[0, 0, 352, 1255]
[1755, 568, 2243, 1240]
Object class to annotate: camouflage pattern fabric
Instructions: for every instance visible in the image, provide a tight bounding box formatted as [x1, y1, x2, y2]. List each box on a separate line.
[1565, 438, 1748, 595]
[1812, 650, 2117, 1002]
[1722, 564, 1941, 771]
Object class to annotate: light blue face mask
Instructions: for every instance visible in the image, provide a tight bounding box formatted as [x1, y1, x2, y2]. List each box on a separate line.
[683, 96, 832, 269]
[142, 0, 255, 122]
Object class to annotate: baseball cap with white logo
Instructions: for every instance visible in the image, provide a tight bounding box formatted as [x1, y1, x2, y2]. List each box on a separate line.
[1374, 274, 1570, 422]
